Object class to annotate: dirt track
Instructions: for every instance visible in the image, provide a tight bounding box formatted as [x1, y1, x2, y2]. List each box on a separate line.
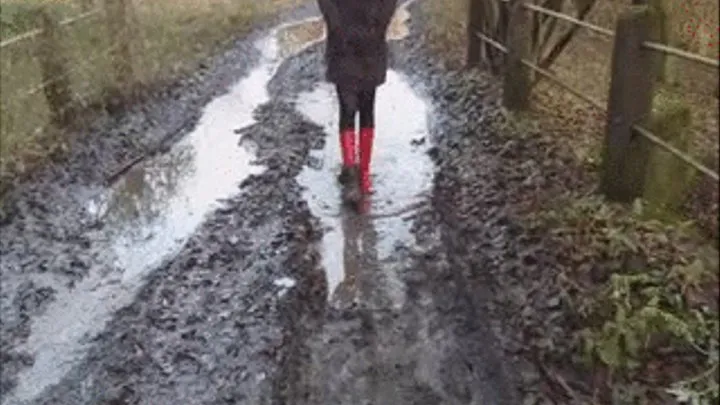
[0, 1, 568, 404]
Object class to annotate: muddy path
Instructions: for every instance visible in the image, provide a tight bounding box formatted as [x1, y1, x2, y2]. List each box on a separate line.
[1, 1, 530, 404]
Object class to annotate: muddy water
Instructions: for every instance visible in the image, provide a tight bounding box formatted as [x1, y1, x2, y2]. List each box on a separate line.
[295, 71, 433, 309]
[3, 19, 325, 405]
[295, 1, 427, 310]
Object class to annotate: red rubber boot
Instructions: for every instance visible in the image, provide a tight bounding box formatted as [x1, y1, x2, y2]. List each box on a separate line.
[359, 127, 374, 195]
[338, 128, 357, 185]
[339, 129, 361, 205]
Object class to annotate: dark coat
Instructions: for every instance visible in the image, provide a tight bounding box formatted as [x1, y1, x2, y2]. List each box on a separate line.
[317, 0, 398, 91]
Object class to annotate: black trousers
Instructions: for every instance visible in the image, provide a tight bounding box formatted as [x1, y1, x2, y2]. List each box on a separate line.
[336, 86, 376, 131]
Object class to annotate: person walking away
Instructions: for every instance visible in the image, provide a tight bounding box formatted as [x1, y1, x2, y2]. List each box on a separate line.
[317, 0, 398, 206]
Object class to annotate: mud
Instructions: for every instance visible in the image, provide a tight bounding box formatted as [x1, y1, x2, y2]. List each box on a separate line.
[0, 0, 563, 404]
[0, 4, 321, 401]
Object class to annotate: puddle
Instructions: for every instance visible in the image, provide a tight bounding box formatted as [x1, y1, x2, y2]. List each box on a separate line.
[4, 18, 325, 405]
[295, 3, 428, 310]
[296, 70, 433, 310]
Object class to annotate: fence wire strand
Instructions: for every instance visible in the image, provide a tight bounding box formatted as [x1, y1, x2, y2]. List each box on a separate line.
[523, 2, 615, 38]
[475, 31, 508, 53]
[0, 9, 102, 49]
[641, 41, 719, 68]
[475, 31, 605, 111]
[519, 1, 718, 68]
[474, 28, 719, 181]
[632, 125, 719, 181]
[520, 58, 606, 111]
[9, 42, 123, 103]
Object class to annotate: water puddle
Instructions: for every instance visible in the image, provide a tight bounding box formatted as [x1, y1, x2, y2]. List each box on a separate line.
[296, 70, 433, 310]
[295, 2, 429, 311]
[5, 18, 325, 405]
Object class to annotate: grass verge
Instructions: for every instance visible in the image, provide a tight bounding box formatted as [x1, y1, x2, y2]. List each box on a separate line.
[421, 0, 719, 403]
[0, 0, 303, 194]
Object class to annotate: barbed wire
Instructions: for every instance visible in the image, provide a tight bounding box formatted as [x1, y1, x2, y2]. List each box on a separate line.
[0, 8, 102, 49]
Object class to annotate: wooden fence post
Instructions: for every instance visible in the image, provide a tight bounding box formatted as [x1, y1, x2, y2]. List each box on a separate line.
[601, 5, 656, 202]
[642, 94, 692, 215]
[503, 0, 532, 110]
[492, 0, 510, 74]
[647, 0, 668, 83]
[466, 0, 483, 67]
[104, 0, 134, 102]
[35, 7, 75, 127]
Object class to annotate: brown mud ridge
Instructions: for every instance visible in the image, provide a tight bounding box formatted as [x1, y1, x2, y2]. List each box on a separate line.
[0, 1, 586, 405]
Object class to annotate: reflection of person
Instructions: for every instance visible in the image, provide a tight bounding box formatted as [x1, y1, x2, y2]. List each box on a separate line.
[331, 211, 361, 308]
[317, 0, 399, 206]
[331, 207, 380, 308]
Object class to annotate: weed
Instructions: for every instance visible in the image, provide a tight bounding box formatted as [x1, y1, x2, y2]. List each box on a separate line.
[533, 195, 719, 404]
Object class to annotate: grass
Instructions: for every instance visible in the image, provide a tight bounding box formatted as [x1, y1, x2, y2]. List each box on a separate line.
[0, 0, 303, 193]
[421, 0, 719, 403]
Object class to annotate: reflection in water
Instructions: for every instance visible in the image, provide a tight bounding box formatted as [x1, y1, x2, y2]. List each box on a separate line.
[295, 72, 432, 308]
[6, 17, 330, 405]
[100, 143, 196, 234]
[330, 208, 381, 309]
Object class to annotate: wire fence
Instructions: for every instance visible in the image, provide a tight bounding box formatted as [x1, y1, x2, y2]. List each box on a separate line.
[2, 0, 300, 170]
[11, 42, 122, 103]
[0, 8, 101, 48]
[468, 0, 719, 204]
[0, 0, 136, 160]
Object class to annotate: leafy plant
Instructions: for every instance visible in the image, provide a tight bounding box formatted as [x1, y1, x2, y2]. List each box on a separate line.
[535, 195, 719, 403]
[581, 259, 718, 404]
[581, 271, 693, 370]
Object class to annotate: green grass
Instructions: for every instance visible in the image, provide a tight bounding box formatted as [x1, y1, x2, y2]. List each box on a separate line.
[0, 0, 302, 190]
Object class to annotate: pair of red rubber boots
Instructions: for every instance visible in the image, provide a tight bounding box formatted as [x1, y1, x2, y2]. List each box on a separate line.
[337, 127, 374, 204]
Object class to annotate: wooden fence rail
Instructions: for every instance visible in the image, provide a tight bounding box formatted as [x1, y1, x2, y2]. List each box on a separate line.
[467, 0, 719, 205]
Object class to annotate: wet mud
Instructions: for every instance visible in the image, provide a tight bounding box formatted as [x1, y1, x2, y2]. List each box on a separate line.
[0, 0, 553, 404]
[0, 4, 321, 402]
